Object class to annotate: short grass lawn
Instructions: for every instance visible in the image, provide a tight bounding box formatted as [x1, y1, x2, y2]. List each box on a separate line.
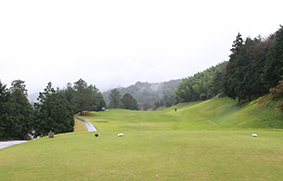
[0, 130, 282, 180]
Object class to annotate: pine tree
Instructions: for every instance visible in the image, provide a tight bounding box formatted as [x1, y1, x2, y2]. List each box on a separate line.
[9, 88, 33, 139]
[0, 81, 12, 139]
[34, 82, 74, 137]
[109, 89, 121, 108]
[120, 93, 139, 110]
[263, 25, 283, 89]
[72, 79, 91, 115]
[223, 32, 245, 103]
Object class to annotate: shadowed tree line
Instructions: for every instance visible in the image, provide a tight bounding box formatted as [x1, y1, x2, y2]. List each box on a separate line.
[0, 78, 106, 139]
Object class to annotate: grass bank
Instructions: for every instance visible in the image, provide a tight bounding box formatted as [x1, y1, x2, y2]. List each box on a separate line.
[77, 97, 283, 131]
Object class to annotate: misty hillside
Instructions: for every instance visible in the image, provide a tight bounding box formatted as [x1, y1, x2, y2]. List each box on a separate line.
[102, 79, 182, 107]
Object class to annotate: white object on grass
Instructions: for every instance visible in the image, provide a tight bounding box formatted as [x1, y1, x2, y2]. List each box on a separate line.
[252, 134, 258, 137]
[118, 133, 123, 137]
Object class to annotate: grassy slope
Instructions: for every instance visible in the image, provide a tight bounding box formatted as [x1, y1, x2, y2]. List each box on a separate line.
[78, 97, 283, 131]
[1, 97, 283, 180]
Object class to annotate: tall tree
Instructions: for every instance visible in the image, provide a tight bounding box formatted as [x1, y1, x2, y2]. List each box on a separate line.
[209, 62, 227, 96]
[97, 92, 107, 110]
[34, 82, 74, 137]
[109, 89, 121, 108]
[62, 82, 75, 105]
[262, 25, 283, 89]
[0, 81, 12, 139]
[72, 79, 91, 115]
[9, 81, 33, 139]
[62, 80, 106, 113]
[120, 93, 139, 110]
[0, 80, 33, 139]
[223, 32, 245, 103]
[88, 84, 106, 111]
[247, 35, 274, 99]
[10, 79, 28, 97]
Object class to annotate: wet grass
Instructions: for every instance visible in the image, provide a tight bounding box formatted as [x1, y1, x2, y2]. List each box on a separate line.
[1, 130, 283, 180]
[1, 97, 283, 180]
[79, 97, 283, 131]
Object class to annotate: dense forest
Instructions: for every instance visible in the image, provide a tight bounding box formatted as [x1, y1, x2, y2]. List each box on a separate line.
[174, 25, 283, 108]
[0, 78, 106, 139]
[174, 62, 227, 103]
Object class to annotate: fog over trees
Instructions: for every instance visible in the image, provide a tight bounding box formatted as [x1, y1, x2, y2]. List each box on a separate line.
[1, 25, 283, 139]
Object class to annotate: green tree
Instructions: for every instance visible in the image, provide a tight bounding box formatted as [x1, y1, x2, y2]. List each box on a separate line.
[155, 100, 160, 108]
[159, 99, 164, 107]
[62, 82, 75, 105]
[209, 62, 228, 96]
[0, 81, 12, 139]
[10, 79, 28, 96]
[72, 79, 91, 115]
[263, 25, 283, 89]
[34, 82, 74, 137]
[120, 93, 139, 110]
[9, 80, 33, 139]
[142, 102, 151, 111]
[0, 80, 33, 139]
[270, 76, 283, 111]
[97, 92, 107, 110]
[109, 89, 121, 108]
[223, 32, 245, 103]
[245, 36, 273, 99]
[88, 84, 99, 111]
[62, 80, 106, 113]
[175, 62, 225, 103]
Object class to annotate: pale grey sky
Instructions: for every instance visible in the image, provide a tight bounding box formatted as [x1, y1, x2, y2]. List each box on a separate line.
[0, 0, 282, 94]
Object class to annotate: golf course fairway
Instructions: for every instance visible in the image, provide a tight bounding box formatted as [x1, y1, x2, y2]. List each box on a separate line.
[0, 97, 282, 180]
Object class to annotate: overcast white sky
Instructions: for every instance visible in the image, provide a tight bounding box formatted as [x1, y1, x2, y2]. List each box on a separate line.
[0, 0, 282, 94]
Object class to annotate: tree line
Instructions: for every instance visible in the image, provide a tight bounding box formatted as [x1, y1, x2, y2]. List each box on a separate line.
[0, 80, 73, 139]
[0, 77, 144, 139]
[106, 87, 176, 111]
[175, 25, 283, 106]
[102, 80, 181, 110]
[174, 62, 227, 103]
[108, 89, 139, 110]
[0, 78, 107, 140]
[60, 78, 106, 115]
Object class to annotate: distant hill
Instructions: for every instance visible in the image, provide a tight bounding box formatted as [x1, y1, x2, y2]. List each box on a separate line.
[102, 79, 182, 107]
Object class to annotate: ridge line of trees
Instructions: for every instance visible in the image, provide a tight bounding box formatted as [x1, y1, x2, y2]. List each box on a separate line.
[175, 25, 283, 106]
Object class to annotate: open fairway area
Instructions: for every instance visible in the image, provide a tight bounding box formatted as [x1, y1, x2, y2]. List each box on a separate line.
[1, 98, 283, 180]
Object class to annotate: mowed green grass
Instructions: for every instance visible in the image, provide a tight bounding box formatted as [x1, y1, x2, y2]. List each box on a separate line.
[79, 97, 283, 131]
[1, 131, 283, 180]
[1, 97, 283, 180]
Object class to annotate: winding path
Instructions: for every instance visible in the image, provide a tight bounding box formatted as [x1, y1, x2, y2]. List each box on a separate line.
[74, 116, 97, 132]
[0, 140, 27, 149]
